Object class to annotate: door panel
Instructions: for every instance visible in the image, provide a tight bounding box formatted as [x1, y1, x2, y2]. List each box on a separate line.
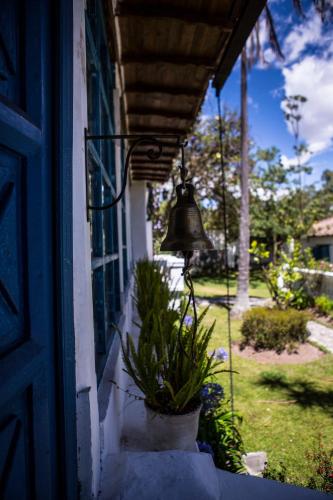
[0, 145, 26, 354]
[0, 0, 60, 498]
[0, 390, 34, 500]
[0, 0, 25, 109]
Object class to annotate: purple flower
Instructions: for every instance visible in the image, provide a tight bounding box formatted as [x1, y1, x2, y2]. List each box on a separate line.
[212, 347, 228, 362]
[184, 315, 193, 327]
[200, 383, 224, 415]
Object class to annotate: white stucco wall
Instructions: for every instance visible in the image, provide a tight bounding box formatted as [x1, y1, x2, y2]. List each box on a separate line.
[73, 1, 101, 497]
[130, 181, 153, 261]
[299, 268, 333, 299]
[72, 2, 137, 498]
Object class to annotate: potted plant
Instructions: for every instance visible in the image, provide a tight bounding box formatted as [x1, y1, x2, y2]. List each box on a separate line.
[119, 260, 226, 451]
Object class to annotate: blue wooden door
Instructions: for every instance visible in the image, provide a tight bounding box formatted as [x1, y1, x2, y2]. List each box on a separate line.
[0, 0, 72, 498]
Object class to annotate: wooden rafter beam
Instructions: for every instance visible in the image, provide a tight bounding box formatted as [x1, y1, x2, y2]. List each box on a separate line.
[129, 125, 187, 135]
[131, 141, 179, 150]
[131, 166, 170, 172]
[131, 171, 170, 177]
[132, 170, 168, 174]
[127, 107, 194, 121]
[124, 84, 202, 98]
[131, 150, 175, 159]
[132, 168, 170, 176]
[121, 53, 216, 70]
[132, 176, 167, 182]
[114, 4, 234, 30]
[132, 171, 167, 176]
[131, 158, 171, 165]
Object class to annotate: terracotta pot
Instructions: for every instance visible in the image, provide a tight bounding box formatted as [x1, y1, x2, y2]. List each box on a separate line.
[145, 402, 201, 451]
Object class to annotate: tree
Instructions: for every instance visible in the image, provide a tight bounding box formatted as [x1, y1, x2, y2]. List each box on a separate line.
[187, 111, 241, 242]
[151, 111, 242, 252]
[232, 48, 251, 314]
[281, 94, 333, 237]
[282, 94, 313, 237]
[233, 0, 333, 314]
[232, 5, 283, 315]
[251, 147, 289, 260]
[251, 144, 333, 251]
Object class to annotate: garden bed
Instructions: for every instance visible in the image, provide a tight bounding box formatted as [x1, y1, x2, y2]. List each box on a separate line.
[195, 276, 333, 486]
[233, 341, 324, 364]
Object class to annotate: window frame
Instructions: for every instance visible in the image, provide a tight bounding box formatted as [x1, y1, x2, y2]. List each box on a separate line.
[85, 0, 130, 381]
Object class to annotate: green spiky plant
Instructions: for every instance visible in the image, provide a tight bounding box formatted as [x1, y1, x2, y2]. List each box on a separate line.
[134, 259, 176, 325]
[120, 260, 226, 414]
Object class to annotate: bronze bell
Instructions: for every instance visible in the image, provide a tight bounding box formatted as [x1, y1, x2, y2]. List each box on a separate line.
[161, 182, 214, 252]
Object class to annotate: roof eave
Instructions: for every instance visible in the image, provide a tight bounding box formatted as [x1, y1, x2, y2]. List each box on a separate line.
[213, 0, 266, 93]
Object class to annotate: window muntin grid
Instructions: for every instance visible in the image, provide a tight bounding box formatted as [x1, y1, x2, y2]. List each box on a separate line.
[86, 0, 128, 381]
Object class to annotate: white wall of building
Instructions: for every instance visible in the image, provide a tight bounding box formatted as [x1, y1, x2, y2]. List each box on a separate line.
[72, 1, 101, 496]
[72, 2, 153, 497]
[299, 268, 333, 299]
[130, 181, 153, 261]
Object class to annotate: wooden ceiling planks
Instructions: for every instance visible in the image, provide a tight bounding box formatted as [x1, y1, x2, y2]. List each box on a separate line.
[108, 0, 266, 182]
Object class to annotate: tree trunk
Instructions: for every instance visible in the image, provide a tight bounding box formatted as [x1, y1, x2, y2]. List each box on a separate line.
[272, 232, 277, 263]
[232, 48, 250, 316]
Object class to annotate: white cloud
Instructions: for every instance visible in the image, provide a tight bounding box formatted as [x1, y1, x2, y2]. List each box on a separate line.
[242, 4, 333, 164]
[282, 14, 323, 63]
[282, 54, 333, 155]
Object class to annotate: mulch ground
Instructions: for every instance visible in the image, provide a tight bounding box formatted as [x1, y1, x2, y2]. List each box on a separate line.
[232, 342, 324, 364]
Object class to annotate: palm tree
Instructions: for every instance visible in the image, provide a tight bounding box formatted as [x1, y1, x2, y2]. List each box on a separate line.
[232, 5, 283, 316]
[232, 48, 250, 314]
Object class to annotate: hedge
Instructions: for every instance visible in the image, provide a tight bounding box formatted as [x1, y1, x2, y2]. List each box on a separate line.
[240, 307, 309, 353]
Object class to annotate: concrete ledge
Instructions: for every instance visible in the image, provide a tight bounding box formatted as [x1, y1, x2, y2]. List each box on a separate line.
[99, 450, 328, 500]
[100, 451, 219, 500]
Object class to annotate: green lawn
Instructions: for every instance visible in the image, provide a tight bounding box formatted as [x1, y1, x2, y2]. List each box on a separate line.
[194, 276, 333, 486]
[194, 273, 270, 299]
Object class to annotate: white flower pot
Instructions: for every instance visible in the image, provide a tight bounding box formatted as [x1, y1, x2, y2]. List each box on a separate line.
[145, 402, 201, 451]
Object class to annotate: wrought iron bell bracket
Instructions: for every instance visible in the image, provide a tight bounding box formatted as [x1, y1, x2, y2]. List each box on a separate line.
[84, 128, 186, 221]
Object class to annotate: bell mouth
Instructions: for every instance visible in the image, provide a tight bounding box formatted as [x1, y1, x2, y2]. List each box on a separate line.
[160, 237, 214, 252]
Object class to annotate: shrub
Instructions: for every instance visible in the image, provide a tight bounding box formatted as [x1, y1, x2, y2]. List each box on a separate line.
[250, 239, 315, 310]
[240, 307, 309, 353]
[315, 295, 333, 316]
[198, 383, 245, 473]
[263, 461, 288, 482]
[306, 438, 333, 494]
[263, 439, 333, 494]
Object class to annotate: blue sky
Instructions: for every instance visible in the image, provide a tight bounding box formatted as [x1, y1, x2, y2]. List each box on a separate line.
[202, 0, 333, 187]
